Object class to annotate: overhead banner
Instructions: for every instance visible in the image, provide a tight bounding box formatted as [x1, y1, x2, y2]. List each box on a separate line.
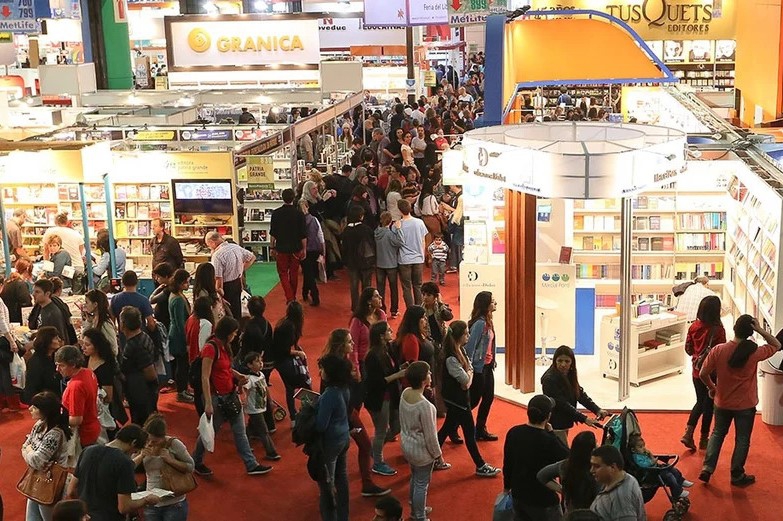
[0, 0, 40, 33]
[246, 155, 275, 188]
[363, 0, 507, 26]
[319, 17, 405, 49]
[528, 0, 736, 40]
[165, 16, 321, 71]
[447, 0, 508, 26]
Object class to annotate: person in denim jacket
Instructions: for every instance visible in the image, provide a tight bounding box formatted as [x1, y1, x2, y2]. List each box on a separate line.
[464, 291, 498, 441]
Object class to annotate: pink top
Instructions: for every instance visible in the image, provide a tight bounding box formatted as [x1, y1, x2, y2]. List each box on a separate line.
[349, 311, 387, 377]
[701, 340, 778, 410]
[484, 328, 495, 365]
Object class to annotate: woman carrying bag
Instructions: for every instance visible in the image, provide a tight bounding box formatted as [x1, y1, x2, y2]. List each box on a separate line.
[134, 414, 195, 521]
[19, 391, 72, 521]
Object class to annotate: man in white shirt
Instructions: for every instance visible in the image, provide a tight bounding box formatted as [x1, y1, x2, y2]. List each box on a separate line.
[675, 276, 719, 321]
[411, 102, 427, 126]
[412, 125, 427, 173]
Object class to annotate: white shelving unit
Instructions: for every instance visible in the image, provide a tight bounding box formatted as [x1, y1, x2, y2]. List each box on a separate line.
[599, 312, 689, 386]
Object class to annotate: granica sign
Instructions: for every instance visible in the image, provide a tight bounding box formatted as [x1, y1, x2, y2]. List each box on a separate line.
[606, 0, 714, 34]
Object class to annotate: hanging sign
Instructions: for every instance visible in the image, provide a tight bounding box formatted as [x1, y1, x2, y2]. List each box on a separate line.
[246, 156, 275, 189]
[447, 0, 508, 26]
[165, 16, 321, 71]
[179, 129, 234, 141]
[0, 0, 39, 33]
[234, 133, 284, 167]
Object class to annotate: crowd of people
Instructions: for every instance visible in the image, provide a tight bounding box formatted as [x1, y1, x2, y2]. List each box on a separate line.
[1, 54, 781, 521]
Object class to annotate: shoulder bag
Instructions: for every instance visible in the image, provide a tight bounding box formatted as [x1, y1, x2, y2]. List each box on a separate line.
[159, 437, 198, 496]
[694, 326, 717, 371]
[17, 431, 69, 505]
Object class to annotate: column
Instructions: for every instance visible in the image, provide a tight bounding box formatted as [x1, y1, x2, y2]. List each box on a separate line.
[504, 190, 536, 392]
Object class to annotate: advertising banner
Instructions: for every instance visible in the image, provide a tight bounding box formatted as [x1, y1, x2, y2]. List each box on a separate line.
[534, 263, 576, 352]
[319, 17, 405, 49]
[165, 16, 321, 71]
[246, 155, 275, 188]
[0, 0, 39, 33]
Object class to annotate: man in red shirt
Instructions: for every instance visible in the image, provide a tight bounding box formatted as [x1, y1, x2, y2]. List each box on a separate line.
[699, 315, 782, 486]
[55, 344, 101, 448]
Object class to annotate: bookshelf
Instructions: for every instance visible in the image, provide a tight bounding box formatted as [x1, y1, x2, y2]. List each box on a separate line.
[571, 175, 728, 308]
[724, 170, 783, 332]
[1, 184, 60, 257]
[241, 146, 295, 263]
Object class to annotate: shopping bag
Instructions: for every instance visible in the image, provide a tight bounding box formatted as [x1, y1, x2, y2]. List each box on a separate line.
[317, 255, 327, 283]
[492, 491, 514, 521]
[10, 352, 26, 389]
[198, 413, 215, 453]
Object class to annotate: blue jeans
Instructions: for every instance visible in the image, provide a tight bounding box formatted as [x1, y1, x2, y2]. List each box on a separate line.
[659, 466, 685, 499]
[318, 441, 349, 521]
[702, 406, 756, 480]
[192, 394, 259, 471]
[26, 499, 53, 521]
[409, 462, 434, 521]
[144, 500, 189, 521]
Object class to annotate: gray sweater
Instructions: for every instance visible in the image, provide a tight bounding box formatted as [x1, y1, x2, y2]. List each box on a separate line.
[591, 473, 647, 521]
[374, 225, 404, 269]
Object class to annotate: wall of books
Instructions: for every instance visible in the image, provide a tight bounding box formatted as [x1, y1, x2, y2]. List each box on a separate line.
[570, 161, 729, 309]
[2, 150, 238, 273]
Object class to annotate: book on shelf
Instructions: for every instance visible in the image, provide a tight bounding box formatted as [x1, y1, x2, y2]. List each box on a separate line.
[638, 237, 650, 251]
[559, 246, 572, 264]
[138, 186, 151, 201]
[126, 203, 137, 219]
[149, 203, 161, 219]
[137, 204, 150, 220]
[161, 203, 171, 219]
[115, 185, 127, 200]
[127, 185, 140, 199]
[260, 230, 268, 242]
[115, 203, 126, 219]
[251, 230, 262, 242]
[137, 221, 150, 237]
[242, 230, 251, 242]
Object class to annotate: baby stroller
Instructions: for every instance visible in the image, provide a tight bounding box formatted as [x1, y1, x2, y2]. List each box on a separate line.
[602, 407, 690, 521]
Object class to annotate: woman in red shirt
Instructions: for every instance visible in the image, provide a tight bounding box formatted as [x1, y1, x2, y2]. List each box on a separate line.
[396, 306, 433, 369]
[191, 316, 270, 477]
[681, 295, 725, 451]
[54, 345, 101, 449]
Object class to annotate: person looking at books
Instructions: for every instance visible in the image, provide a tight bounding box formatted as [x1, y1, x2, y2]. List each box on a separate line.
[93, 229, 126, 287]
[204, 231, 255, 319]
[42, 212, 85, 290]
[44, 235, 72, 288]
[132, 414, 195, 521]
[150, 218, 184, 271]
[675, 276, 720, 322]
[4, 208, 28, 260]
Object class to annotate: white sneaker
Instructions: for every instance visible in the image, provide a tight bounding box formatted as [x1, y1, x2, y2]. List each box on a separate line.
[678, 490, 690, 499]
[682, 480, 694, 488]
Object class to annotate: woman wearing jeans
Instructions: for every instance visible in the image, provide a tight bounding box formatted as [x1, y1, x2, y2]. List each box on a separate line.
[400, 361, 447, 521]
[699, 315, 781, 486]
[315, 355, 352, 521]
[191, 317, 270, 477]
[437, 321, 500, 478]
[681, 295, 725, 451]
[464, 292, 499, 441]
[364, 321, 407, 476]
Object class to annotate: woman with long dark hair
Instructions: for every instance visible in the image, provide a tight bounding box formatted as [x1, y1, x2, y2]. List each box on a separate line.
[193, 263, 227, 322]
[23, 327, 63, 404]
[81, 289, 118, 356]
[682, 295, 726, 451]
[21, 391, 72, 521]
[396, 306, 433, 369]
[699, 315, 781, 486]
[81, 328, 127, 436]
[365, 321, 406, 476]
[271, 301, 310, 420]
[437, 320, 500, 477]
[168, 269, 192, 404]
[464, 291, 499, 441]
[541, 345, 607, 446]
[186, 296, 214, 418]
[537, 431, 599, 513]
[350, 287, 387, 379]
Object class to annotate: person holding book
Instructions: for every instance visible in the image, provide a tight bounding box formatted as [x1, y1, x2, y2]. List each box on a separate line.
[150, 218, 184, 271]
[44, 234, 72, 288]
[42, 212, 85, 290]
[93, 229, 126, 287]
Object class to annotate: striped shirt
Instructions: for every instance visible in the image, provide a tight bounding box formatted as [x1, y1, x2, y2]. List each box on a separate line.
[211, 242, 255, 283]
[428, 241, 449, 262]
[0, 297, 11, 335]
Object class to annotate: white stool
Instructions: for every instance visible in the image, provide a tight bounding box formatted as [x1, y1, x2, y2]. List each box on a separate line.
[536, 297, 558, 366]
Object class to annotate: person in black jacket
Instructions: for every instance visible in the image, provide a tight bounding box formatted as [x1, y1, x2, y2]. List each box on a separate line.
[270, 301, 309, 421]
[22, 326, 63, 404]
[437, 321, 500, 478]
[541, 345, 607, 446]
[503, 394, 570, 521]
[364, 321, 407, 476]
[341, 205, 375, 312]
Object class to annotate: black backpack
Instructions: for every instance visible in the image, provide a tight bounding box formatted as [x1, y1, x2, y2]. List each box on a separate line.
[291, 397, 326, 482]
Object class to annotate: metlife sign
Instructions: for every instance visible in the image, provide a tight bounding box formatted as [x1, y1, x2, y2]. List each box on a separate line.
[0, 0, 39, 33]
[363, 0, 507, 26]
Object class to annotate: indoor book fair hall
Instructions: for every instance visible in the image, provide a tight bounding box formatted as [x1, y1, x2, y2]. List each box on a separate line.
[2, 1, 783, 521]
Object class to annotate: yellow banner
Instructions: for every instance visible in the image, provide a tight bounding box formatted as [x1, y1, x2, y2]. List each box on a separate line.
[530, 0, 736, 40]
[246, 155, 274, 185]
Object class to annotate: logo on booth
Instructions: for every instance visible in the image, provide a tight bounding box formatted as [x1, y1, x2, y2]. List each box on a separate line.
[541, 273, 551, 281]
[467, 271, 479, 282]
[188, 28, 211, 53]
[477, 147, 489, 167]
[551, 274, 560, 282]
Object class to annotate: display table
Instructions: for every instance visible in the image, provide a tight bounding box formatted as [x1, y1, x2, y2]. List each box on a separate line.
[599, 312, 688, 386]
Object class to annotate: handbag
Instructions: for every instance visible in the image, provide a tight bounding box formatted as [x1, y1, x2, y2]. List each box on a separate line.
[17, 462, 69, 505]
[292, 355, 312, 388]
[159, 438, 198, 496]
[216, 390, 242, 422]
[694, 326, 717, 371]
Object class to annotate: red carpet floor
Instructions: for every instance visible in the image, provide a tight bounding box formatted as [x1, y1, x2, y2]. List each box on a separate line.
[2, 270, 783, 520]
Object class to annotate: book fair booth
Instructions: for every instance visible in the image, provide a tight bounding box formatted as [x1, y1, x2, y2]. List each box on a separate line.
[442, 9, 783, 417]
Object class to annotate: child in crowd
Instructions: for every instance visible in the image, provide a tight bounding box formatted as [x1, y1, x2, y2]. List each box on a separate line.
[428, 233, 449, 285]
[630, 433, 692, 499]
[242, 352, 280, 461]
